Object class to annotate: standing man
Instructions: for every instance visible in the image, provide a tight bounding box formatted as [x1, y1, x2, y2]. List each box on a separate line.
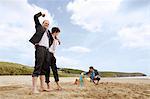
[29, 12, 53, 93]
[45, 27, 62, 90]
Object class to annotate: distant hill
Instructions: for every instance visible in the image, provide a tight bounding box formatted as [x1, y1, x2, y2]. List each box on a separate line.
[0, 62, 146, 77]
[100, 71, 146, 77]
[0, 62, 81, 77]
[0, 62, 33, 75]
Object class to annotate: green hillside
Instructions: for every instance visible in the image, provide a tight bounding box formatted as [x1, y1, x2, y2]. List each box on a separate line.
[0, 62, 146, 77]
[100, 71, 146, 77]
[58, 68, 84, 74]
[0, 62, 81, 77]
[0, 62, 33, 75]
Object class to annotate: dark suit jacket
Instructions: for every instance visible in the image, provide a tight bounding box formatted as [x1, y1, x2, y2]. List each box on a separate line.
[29, 12, 53, 47]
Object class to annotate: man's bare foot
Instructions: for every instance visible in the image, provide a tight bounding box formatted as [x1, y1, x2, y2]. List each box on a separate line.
[40, 88, 51, 92]
[32, 89, 40, 94]
[40, 86, 47, 92]
[56, 85, 62, 90]
[46, 88, 52, 92]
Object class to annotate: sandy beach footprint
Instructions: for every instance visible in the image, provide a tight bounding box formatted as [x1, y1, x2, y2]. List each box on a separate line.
[0, 85, 23, 91]
[143, 90, 150, 96]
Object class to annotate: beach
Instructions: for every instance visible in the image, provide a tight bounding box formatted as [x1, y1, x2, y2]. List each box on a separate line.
[0, 76, 150, 99]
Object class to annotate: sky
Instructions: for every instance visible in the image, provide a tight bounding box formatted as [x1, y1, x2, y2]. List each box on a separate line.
[0, 0, 150, 75]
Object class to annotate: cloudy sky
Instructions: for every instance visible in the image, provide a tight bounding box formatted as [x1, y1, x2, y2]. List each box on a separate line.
[0, 0, 150, 75]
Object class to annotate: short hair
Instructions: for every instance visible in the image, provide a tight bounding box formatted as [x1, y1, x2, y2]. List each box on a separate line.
[42, 20, 49, 24]
[51, 27, 60, 33]
[89, 66, 94, 69]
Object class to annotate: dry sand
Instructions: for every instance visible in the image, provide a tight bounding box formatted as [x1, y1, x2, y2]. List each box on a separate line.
[0, 76, 150, 99]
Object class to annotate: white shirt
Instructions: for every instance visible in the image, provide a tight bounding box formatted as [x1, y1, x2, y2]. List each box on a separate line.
[38, 29, 49, 48]
[49, 36, 59, 54]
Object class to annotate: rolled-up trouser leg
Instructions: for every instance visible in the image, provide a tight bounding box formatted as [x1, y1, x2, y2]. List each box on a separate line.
[32, 46, 46, 77]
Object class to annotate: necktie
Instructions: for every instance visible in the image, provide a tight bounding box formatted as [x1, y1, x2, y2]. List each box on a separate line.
[46, 29, 51, 47]
[46, 30, 50, 39]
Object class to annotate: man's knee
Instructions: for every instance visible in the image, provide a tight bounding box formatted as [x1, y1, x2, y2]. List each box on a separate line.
[32, 72, 39, 77]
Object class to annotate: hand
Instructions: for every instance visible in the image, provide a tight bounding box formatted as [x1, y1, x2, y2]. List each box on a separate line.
[42, 14, 45, 17]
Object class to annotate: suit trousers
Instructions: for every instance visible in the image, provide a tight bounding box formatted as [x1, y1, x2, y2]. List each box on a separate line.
[32, 45, 49, 77]
[45, 52, 59, 83]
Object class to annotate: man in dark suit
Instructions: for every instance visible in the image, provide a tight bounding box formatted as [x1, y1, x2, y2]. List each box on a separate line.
[29, 12, 53, 93]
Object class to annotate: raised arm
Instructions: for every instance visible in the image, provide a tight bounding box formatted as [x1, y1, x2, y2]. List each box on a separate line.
[34, 12, 45, 26]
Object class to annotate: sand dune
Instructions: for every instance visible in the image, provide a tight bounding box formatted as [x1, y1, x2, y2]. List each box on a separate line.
[0, 76, 150, 99]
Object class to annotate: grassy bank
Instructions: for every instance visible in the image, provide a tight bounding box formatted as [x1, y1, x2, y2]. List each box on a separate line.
[0, 62, 33, 75]
[0, 62, 146, 77]
[100, 71, 146, 77]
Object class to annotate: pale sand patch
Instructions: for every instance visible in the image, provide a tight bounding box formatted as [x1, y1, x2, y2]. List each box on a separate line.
[0, 76, 150, 99]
